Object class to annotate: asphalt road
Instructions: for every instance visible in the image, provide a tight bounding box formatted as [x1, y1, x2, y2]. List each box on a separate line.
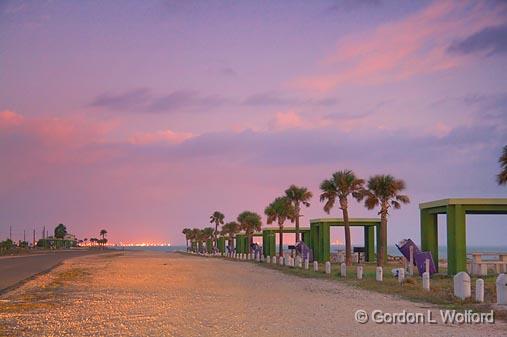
[0, 250, 101, 293]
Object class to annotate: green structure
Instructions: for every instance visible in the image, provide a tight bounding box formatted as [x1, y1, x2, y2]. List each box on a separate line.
[261, 227, 311, 257]
[217, 237, 226, 253]
[309, 218, 382, 263]
[420, 198, 507, 275]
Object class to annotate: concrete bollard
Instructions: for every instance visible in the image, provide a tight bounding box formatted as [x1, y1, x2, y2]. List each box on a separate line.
[409, 246, 414, 276]
[340, 263, 347, 277]
[266, 256, 271, 264]
[279, 256, 284, 266]
[313, 261, 319, 272]
[425, 259, 430, 274]
[261, 254, 265, 262]
[422, 272, 430, 291]
[304, 258, 309, 270]
[398, 268, 405, 283]
[376, 267, 383, 282]
[297, 257, 303, 269]
[480, 264, 488, 276]
[476, 279, 484, 303]
[325, 261, 331, 274]
[496, 273, 507, 305]
[357, 265, 363, 280]
[453, 272, 471, 300]
[256, 253, 260, 262]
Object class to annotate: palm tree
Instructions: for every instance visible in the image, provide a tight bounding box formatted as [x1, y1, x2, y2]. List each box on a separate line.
[201, 227, 215, 253]
[182, 228, 192, 251]
[221, 221, 240, 252]
[54, 224, 67, 239]
[319, 170, 364, 266]
[498, 145, 507, 185]
[265, 197, 296, 257]
[285, 185, 313, 243]
[237, 211, 262, 253]
[190, 228, 200, 252]
[360, 175, 410, 266]
[209, 211, 225, 251]
[99, 229, 107, 248]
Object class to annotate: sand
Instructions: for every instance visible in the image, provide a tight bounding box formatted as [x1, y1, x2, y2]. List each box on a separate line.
[0, 251, 505, 337]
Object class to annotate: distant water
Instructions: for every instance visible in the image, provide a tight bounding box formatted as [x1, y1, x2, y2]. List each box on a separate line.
[111, 245, 187, 252]
[111, 244, 507, 260]
[331, 245, 507, 259]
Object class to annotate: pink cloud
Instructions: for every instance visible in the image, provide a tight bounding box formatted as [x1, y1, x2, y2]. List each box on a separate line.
[129, 129, 194, 145]
[292, 0, 506, 92]
[271, 111, 304, 130]
[0, 110, 24, 128]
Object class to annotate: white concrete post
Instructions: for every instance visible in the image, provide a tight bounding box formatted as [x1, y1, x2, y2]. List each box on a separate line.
[475, 279, 484, 303]
[496, 273, 507, 305]
[453, 272, 471, 300]
[313, 261, 319, 272]
[480, 264, 488, 276]
[325, 261, 331, 274]
[261, 254, 265, 262]
[357, 265, 363, 280]
[304, 258, 309, 270]
[422, 272, 430, 291]
[266, 256, 271, 264]
[279, 256, 284, 266]
[297, 257, 303, 269]
[340, 263, 347, 277]
[376, 267, 383, 282]
[256, 253, 260, 262]
[398, 268, 405, 283]
[409, 246, 414, 276]
[425, 258, 430, 274]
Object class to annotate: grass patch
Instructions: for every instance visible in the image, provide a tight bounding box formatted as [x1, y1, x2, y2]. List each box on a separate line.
[40, 267, 91, 291]
[220, 256, 506, 320]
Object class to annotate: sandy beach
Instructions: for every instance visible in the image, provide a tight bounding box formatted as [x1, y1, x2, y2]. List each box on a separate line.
[0, 251, 505, 337]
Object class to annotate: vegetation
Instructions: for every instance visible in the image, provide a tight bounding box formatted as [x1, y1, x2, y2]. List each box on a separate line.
[221, 221, 240, 251]
[54, 224, 67, 239]
[265, 196, 295, 257]
[360, 175, 410, 266]
[498, 145, 507, 185]
[284, 185, 312, 243]
[0, 239, 14, 254]
[319, 170, 364, 266]
[237, 211, 262, 252]
[209, 211, 225, 251]
[182, 228, 192, 251]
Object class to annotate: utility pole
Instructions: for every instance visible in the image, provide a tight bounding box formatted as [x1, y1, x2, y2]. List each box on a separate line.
[33, 228, 36, 246]
[9, 225, 12, 241]
[23, 229, 26, 242]
[43, 225, 45, 239]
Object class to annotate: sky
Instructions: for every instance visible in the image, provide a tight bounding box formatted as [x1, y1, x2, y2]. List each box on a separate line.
[1, 0, 506, 246]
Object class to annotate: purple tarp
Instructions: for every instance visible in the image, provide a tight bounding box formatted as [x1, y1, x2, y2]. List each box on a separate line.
[396, 239, 420, 265]
[396, 239, 437, 276]
[295, 241, 313, 262]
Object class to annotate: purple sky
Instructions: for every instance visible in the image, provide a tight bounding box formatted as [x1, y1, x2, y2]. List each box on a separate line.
[1, 0, 506, 246]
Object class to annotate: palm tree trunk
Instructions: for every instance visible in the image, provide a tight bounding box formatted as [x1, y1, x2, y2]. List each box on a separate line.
[295, 205, 300, 243]
[342, 206, 352, 266]
[278, 225, 284, 257]
[378, 209, 388, 267]
[214, 223, 218, 252]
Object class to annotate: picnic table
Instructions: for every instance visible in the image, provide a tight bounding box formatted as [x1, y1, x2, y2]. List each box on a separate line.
[467, 252, 507, 275]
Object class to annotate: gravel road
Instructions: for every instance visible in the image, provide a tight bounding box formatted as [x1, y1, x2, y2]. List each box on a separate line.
[0, 251, 505, 337]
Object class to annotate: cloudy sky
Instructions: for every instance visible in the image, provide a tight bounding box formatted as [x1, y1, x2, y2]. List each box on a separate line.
[1, 0, 506, 246]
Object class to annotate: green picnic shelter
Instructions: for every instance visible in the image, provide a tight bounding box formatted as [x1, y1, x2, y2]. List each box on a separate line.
[420, 198, 507, 275]
[309, 218, 383, 263]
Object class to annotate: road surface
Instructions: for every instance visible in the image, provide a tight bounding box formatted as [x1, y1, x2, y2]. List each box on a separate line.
[0, 250, 102, 293]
